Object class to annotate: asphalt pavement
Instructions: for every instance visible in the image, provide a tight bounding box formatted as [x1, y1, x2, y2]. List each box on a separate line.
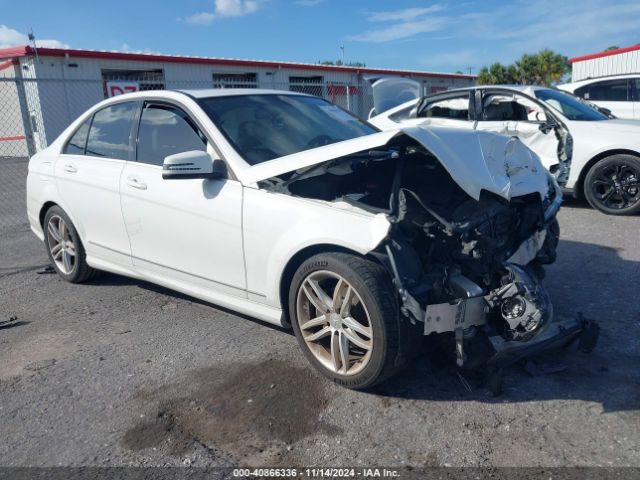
[0, 162, 638, 469]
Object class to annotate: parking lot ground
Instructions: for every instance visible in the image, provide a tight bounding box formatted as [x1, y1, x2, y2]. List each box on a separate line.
[0, 182, 639, 467]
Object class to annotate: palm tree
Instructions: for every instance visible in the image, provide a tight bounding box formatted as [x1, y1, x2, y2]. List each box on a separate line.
[478, 50, 569, 86]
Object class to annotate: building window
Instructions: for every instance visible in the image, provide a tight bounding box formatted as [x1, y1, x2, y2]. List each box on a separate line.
[289, 76, 324, 96]
[101, 69, 165, 98]
[430, 86, 449, 94]
[212, 73, 257, 89]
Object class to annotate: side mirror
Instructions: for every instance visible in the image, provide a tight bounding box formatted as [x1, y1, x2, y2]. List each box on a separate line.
[535, 110, 548, 123]
[162, 150, 227, 180]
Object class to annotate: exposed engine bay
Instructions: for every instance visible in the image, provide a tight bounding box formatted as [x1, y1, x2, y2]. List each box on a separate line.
[260, 132, 590, 373]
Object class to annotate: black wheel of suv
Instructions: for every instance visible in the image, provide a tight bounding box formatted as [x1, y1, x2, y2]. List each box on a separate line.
[43, 206, 96, 283]
[289, 252, 411, 390]
[584, 154, 640, 215]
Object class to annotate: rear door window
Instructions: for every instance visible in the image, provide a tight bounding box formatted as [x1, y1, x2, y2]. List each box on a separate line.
[418, 93, 471, 120]
[85, 102, 137, 160]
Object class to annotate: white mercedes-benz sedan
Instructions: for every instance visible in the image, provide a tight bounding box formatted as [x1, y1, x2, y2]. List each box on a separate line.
[27, 89, 589, 390]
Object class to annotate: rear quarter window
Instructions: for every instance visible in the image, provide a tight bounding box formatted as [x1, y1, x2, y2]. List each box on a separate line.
[63, 118, 91, 155]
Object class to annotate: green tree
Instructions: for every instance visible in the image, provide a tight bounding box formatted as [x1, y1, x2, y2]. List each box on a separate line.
[477, 49, 569, 86]
[605, 45, 620, 51]
[318, 60, 366, 67]
[477, 62, 520, 84]
[506, 64, 520, 83]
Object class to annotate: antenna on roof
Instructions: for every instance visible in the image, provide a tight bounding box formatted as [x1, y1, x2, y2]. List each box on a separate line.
[28, 28, 40, 63]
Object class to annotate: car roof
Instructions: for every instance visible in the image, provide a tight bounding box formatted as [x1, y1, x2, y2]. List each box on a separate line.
[177, 88, 308, 99]
[94, 88, 310, 104]
[461, 84, 545, 91]
[560, 73, 640, 89]
[428, 84, 547, 97]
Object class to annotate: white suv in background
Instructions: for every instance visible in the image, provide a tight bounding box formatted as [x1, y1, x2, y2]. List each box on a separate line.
[559, 74, 640, 119]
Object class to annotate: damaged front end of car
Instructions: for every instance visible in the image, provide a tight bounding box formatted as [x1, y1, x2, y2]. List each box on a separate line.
[260, 126, 596, 377]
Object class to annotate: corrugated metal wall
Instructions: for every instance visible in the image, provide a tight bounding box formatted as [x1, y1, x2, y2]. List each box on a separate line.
[572, 50, 640, 81]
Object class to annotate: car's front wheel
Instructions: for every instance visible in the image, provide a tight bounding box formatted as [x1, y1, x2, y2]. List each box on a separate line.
[289, 252, 406, 389]
[43, 206, 96, 283]
[584, 154, 640, 215]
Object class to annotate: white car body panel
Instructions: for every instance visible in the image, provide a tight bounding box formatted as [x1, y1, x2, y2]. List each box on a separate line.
[242, 187, 390, 307]
[474, 120, 559, 172]
[371, 85, 640, 194]
[119, 160, 246, 295]
[26, 89, 556, 329]
[560, 118, 640, 188]
[55, 154, 132, 268]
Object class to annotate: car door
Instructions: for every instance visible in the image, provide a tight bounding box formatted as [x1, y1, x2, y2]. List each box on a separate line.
[474, 90, 560, 171]
[119, 100, 246, 297]
[54, 100, 137, 267]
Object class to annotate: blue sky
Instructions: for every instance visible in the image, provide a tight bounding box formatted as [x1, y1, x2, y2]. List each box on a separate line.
[2, 0, 640, 73]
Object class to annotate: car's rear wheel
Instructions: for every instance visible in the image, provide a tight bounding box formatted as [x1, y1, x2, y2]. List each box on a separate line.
[289, 252, 407, 390]
[43, 206, 96, 283]
[584, 154, 640, 215]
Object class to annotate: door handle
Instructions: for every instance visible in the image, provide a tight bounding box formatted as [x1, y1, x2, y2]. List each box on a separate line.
[126, 176, 147, 190]
[63, 163, 77, 173]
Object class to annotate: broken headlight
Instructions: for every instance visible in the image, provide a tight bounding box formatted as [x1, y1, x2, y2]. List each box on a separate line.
[486, 264, 553, 341]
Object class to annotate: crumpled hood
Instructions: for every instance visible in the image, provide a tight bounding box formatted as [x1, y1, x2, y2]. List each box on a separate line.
[245, 126, 549, 201]
[404, 126, 548, 200]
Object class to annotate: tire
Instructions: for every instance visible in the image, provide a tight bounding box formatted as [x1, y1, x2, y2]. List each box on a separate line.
[289, 252, 410, 390]
[43, 206, 96, 283]
[583, 154, 640, 215]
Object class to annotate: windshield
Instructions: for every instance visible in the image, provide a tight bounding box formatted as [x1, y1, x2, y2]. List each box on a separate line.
[534, 89, 608, 121]
[198, 94, 377, 165]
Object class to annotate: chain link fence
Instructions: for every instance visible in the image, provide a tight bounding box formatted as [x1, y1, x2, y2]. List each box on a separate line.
[0, 76, 377, 237]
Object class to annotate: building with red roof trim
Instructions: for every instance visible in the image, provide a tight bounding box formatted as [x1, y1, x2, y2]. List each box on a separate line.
[0, 45, 475, 156]
[569, 44, 640, 81]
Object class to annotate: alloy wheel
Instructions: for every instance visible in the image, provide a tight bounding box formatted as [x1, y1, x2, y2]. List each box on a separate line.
[590, 162, 639, 211]
[296, 271, 373, 376]
[47, 214, 76, 274]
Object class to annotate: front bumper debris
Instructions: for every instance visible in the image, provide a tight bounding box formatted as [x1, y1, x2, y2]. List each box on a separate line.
[480, 315, 599, 395]
[487, 315, 600, 368]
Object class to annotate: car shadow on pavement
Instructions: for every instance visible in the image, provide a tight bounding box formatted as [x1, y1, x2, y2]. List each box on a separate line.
[84, 239, 639, 413]
[560, 196, 592, 210]
[84, 273, 293, 334]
